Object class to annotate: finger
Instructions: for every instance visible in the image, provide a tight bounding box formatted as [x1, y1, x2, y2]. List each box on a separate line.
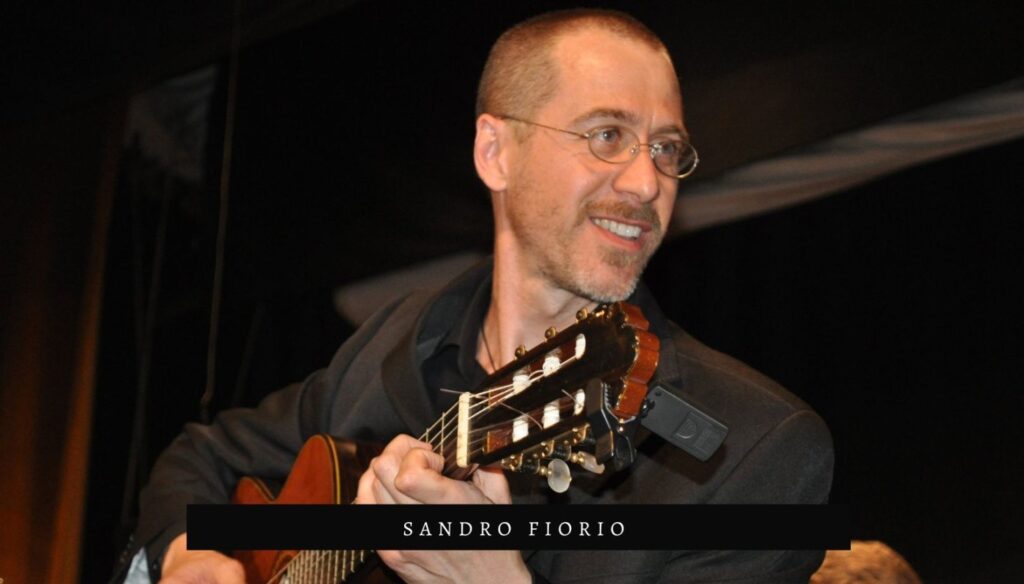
[377, 549, 444, 582]
[395, 459, 501, 504]
[371, 452, 416, 504]
[358, 455, 402, 505]
[472, 465, 513, 504]
[381, 434, 433, 458]
[354, 463, 377, 504]
[393, 447, 449, 501]
[372, 435, 436, 504]
[372, 475, 399, 504]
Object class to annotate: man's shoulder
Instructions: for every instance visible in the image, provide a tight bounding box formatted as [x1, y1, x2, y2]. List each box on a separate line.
[642, 322, 834, 505]
[664, 323, 812, 415]
[658, 322, 831, 471]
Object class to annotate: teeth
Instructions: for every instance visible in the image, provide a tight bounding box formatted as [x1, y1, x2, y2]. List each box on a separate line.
[593, 218, 642, 240]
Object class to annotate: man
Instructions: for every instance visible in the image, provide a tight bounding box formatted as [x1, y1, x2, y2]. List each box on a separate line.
[126, 8, 833, 583]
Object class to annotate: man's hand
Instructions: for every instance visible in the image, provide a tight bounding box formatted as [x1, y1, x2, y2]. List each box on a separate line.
[158, 533, 245, 584]
[355, 434, 532, 584]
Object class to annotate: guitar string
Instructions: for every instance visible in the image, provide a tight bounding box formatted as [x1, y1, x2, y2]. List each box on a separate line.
[427, 378, 583, 462]
[429, 404, 582, 482]
[435, 401, 584, 476]
[426, 357, 563, 442]
[434, 350, 579, 423]
[441, 389, 589, 474]
[425, 353, 580, 446]
[418, 386, 546, 463]
[423, 358, 584, 472]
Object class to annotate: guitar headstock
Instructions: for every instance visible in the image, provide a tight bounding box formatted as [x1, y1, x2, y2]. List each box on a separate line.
[450, 302, 659, 489]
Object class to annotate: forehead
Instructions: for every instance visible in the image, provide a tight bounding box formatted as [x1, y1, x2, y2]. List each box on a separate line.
[541, 28, 683, 129]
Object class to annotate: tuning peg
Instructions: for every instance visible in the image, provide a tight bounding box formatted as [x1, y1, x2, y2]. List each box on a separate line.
[576, 308, 588, 321]
[571, 451, 606, 475]
[542, 459, 572, 493]
[545, 326, 558, 339]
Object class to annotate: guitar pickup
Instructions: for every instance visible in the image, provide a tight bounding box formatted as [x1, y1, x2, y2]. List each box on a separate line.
[642, 383, 728, 462]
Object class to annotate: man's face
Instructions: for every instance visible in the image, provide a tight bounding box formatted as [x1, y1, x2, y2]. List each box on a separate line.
[502, 30, 684, 302]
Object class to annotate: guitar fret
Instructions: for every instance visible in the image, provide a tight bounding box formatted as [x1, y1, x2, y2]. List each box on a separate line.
[439, 409, 445, 462]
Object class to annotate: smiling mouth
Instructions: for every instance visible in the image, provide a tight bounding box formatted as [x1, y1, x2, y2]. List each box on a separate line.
[592, 217, 643, 241]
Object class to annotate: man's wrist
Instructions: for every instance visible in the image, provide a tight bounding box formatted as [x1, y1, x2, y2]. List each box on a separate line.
[157, 533, 188, 578]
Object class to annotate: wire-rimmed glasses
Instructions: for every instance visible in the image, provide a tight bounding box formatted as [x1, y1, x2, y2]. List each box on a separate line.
[497, 114, 699, 179]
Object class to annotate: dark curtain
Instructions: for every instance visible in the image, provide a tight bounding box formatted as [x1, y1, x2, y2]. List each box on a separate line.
[0, 98, 122, 583]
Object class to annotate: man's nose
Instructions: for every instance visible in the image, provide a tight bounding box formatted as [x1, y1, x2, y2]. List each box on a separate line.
[611, 147, 661, 203]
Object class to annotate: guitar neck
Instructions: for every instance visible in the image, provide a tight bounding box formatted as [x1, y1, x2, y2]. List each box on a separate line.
[420, 407, 474, 480]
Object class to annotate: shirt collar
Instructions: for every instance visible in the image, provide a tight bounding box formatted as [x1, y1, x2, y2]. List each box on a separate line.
[445, 267, 492, 381]
[415, 255, 681, 388]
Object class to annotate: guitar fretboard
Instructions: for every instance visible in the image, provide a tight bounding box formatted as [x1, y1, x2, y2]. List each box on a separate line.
[277, 549, 368, 583]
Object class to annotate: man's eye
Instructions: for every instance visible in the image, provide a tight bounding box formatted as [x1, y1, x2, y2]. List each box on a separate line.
[654, 141, 681, 157]
[592, 127, 624, 144]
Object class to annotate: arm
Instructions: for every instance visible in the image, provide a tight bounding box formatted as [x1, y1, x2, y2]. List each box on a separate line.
[133, 296, 413, 582]
[661, 409, 835, 583]
[156, 534, 244, 584]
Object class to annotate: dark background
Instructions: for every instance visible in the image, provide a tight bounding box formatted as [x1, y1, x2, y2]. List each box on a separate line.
[4, 1, 1020, 582]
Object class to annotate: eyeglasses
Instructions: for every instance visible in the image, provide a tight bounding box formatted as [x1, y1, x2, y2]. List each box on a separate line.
[497, 114, 699, 179]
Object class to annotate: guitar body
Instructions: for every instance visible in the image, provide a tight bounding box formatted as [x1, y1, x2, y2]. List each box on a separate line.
[231, 434, 383, 584]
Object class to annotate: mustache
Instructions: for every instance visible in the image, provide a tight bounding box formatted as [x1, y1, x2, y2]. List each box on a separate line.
[582, 200, 662, 234]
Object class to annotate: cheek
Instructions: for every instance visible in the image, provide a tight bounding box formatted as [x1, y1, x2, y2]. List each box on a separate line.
[514, 170, 588, 225]
[654, 186, 677, 228]
[510, 146, 613, 225]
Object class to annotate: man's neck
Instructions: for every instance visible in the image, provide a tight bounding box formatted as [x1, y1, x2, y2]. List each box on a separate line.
[478, 250, 594, 373]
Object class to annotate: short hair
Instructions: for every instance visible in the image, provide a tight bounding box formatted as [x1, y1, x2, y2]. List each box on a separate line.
[475, 9, 672, 121]
[810, 540, 923, 584]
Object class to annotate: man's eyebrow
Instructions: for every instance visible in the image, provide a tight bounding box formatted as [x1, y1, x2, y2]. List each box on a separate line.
[653, 123, 689, 141]
[569, 108, 640, 127]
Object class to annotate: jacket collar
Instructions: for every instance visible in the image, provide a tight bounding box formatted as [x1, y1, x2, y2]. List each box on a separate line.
[379, 257, 494, 433]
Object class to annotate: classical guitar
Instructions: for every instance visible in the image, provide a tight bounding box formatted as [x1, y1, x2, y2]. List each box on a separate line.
[231, 301, 660, 583]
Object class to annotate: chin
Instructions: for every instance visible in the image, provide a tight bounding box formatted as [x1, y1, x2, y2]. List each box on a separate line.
[567, 265, 642, 304]
[541, 246, 649, 303]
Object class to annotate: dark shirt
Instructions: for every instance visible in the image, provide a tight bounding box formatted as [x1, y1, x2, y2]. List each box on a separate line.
[423, 267, 491, 413]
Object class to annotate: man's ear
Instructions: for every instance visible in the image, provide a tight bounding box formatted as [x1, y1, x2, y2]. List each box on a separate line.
[474, 114, 510, 192]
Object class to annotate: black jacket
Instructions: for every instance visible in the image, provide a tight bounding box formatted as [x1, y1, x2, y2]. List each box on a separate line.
[129, 259, 834, 583]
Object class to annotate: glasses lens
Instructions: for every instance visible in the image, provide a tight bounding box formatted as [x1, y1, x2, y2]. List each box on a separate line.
[654, 141, 699, 178]
[586, 126, 637, 163]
